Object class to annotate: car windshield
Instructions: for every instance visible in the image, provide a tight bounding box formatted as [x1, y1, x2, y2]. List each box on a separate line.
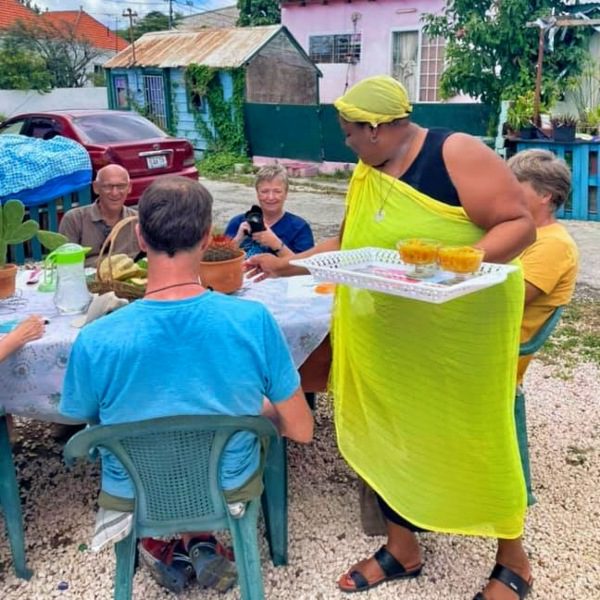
[71, 113, 168, 143]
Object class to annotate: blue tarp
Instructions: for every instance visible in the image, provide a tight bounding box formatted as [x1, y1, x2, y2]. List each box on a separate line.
[0, 134, 92, 206]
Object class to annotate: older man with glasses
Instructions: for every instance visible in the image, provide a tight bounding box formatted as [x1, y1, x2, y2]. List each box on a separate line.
[59, 164, 140, 267]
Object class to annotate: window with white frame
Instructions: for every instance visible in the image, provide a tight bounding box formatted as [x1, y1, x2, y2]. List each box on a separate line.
[309, 33, 361, 64]
[392, 30, 445, 102]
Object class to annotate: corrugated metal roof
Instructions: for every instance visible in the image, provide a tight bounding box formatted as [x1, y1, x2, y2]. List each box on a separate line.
[104, 25, 284, 69]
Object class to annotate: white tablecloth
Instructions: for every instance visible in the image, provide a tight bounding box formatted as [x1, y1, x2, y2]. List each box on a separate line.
[0, 272, 332, 422]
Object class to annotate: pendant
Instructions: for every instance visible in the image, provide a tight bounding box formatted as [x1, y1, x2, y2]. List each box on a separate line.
[374, 209, 385, 223]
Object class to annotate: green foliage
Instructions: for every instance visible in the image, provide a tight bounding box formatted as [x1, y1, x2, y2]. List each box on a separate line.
[550, 113, 578, 128]
[0, 48, 52, 91]
[3, 19, 105, 88]
[185, 65, 247, 156]
[198, 152, 250, 177]
[0, 200, 68, 267]
[423, 1, 592, 122]
[124, 11, 183, 41]
[506, 91, 537, 131]
[237, 0, 280, 26]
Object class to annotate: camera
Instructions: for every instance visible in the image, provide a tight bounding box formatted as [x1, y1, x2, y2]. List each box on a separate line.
[244, 204, 266, 234]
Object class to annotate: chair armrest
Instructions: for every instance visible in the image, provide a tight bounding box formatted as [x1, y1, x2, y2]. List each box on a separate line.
[519, 306, 564, 356]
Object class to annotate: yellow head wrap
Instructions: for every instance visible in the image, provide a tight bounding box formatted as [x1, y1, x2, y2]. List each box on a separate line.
[333, 75, 412, 127]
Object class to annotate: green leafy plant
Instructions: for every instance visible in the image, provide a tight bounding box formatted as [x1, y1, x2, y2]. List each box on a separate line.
[185, 65, 247, 156]
[0, 199, 68, 267]
[506, 91, 537, 131]
[198, 151, 250, 177]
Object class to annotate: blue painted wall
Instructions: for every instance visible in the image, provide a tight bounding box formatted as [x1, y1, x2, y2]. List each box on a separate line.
[107, 67, 235, 158]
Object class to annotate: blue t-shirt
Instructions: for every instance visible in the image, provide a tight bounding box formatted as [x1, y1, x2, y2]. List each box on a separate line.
[225, 211, 314, 257]
[60, 292, 299, 499]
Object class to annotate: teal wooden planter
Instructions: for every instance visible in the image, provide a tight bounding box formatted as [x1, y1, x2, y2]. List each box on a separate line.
[516, 139, 599, 221]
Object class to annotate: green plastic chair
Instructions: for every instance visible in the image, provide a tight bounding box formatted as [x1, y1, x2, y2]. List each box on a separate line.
[516, 306, 564, 506]
[0, 407, 33, 580]
[64, 415, 287, 600]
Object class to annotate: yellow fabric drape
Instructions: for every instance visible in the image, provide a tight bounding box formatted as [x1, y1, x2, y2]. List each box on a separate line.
[331, 162, 526, 538]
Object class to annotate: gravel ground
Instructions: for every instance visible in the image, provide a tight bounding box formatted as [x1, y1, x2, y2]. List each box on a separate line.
[1, 360, 598, 599]
[1, 179, 598, 599]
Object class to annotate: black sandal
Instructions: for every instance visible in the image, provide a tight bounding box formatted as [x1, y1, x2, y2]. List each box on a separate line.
[473, 563, 533, 600]
[338, 545, 423, 594]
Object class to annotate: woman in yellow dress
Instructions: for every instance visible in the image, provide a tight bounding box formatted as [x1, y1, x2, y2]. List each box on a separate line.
[247, 76, 535, 600]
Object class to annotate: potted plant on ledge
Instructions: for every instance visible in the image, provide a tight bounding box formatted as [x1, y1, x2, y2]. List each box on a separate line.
[550, 114, 578, 142]
[197, 233, 245, 294]
[507, 92, 537, 139]
[0, 199, 67, 298]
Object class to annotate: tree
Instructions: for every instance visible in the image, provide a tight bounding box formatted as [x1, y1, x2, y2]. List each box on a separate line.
[119, 11, 183, 42]
[0, 48, 52, 91]
[423, 1, 591, 116]
[237, 0, 280, 26]
[3, 19, 105, 88]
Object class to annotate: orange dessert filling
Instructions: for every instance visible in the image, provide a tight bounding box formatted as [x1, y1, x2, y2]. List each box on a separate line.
[314, 282, 336, 294]
[397, 239, 440, 265]
[437, 246, 485, 274]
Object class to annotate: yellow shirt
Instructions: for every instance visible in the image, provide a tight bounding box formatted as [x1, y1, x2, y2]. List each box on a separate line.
[517, 223, 579, 382]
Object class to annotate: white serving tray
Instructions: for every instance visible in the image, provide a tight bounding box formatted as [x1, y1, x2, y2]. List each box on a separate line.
[290, 247, 518, 304]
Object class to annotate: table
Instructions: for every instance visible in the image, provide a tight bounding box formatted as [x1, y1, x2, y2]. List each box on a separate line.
[0, 272, 333, 423]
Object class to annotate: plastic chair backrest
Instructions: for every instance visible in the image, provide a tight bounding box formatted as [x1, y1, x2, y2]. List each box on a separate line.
[519, 306, 564, 357]
[64, 415, 278, 538]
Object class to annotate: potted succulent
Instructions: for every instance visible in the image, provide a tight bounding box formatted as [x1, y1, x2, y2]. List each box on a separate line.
[197, 233, 245, 294]
[551, 114, 578, 142]
[0, 199, 67, 298]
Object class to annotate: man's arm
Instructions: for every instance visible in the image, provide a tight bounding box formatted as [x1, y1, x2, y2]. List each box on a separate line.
[262, 388, 313, 443]
[525, 281, 544, 305]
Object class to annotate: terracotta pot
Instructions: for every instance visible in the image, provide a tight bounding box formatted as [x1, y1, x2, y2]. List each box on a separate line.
[0, 264, 18, 299]
[198, 251, 245, 294]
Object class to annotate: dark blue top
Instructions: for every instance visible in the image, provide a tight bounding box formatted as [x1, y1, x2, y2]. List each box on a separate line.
[400, 128, 461, 207]
[225, 211, 314, 257]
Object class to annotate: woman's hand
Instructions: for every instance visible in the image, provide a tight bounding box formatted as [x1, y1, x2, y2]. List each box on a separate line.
[245, 254, 286, 281]
[251, 226, 282, 252]
[0, 315, 45, 362]
[233, 221, 251, 244]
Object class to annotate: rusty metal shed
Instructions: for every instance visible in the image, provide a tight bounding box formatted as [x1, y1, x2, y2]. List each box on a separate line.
[104, 25, 320, 154]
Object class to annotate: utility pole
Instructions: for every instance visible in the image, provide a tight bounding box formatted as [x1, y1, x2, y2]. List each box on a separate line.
[122, 8, 138, 64]
[167, 0, 174, 29]
[526, 16, 600, 127]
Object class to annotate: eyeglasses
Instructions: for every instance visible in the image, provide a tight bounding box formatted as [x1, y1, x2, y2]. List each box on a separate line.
[99, 183, 129, 192]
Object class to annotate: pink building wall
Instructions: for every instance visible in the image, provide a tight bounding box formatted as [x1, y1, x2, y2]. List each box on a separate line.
[282, 0, 445, 103]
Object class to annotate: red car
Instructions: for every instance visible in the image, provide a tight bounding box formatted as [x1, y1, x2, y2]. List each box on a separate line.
[0, 109, 198, 205]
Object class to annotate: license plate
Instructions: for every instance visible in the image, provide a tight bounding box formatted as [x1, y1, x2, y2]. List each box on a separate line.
[146, 155, 167, 169]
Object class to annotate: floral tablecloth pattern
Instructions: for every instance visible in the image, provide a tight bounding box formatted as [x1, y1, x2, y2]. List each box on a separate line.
[0, 273, 332, 422]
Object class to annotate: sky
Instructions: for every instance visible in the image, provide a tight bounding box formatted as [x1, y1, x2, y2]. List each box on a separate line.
[35, 0, 233, 29]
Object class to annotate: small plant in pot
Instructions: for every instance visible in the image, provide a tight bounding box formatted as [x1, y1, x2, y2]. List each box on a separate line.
[550, 114, 578, 142]
[197, 233, 245, 294]
[0, 199, 68, 299]
[506, 92, 537, 139]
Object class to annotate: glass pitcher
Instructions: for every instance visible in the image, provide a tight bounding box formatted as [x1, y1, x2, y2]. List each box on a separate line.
[46, 243, 92, 314]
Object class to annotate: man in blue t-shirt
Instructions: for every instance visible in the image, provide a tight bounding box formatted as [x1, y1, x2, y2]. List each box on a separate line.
[225, 164, 314, 258]
[60, 176, 313, 594]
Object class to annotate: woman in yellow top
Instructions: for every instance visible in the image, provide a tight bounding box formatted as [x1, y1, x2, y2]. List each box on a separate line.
[247, 76, 535, 600]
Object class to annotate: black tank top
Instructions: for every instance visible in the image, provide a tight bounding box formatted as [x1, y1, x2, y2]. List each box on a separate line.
[399, 128, 461, 207]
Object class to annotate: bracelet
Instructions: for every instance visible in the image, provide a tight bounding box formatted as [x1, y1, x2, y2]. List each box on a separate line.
[273, 242, 285, 254]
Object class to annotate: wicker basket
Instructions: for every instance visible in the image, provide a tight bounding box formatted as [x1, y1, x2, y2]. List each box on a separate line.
[87, 215, 145, 301]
